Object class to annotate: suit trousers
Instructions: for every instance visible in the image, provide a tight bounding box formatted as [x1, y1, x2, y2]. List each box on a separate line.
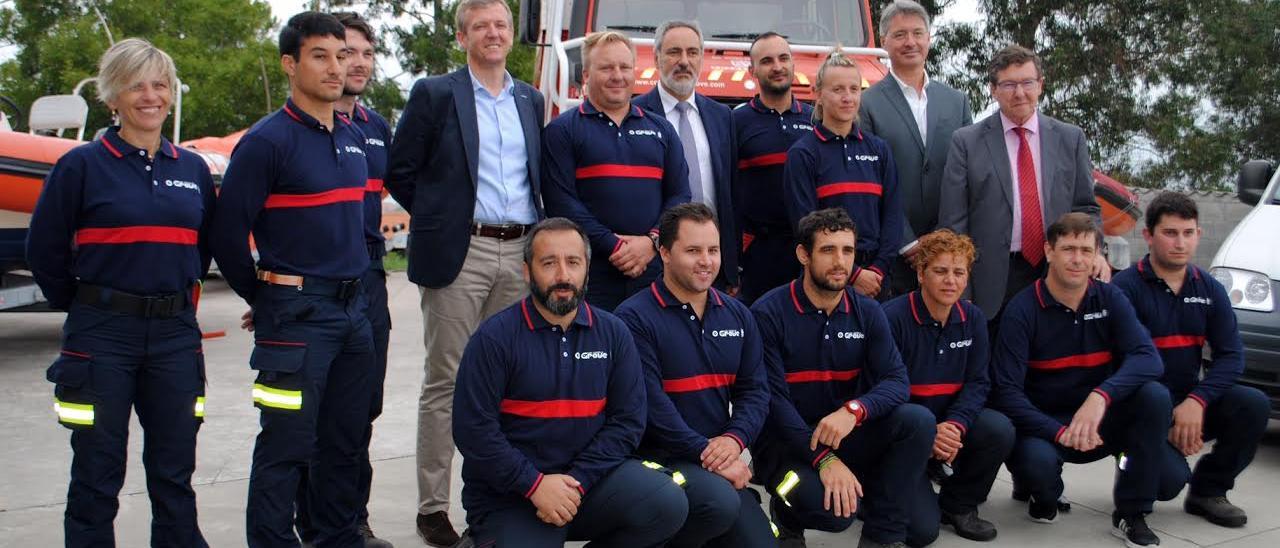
[416, 234, 528, 515]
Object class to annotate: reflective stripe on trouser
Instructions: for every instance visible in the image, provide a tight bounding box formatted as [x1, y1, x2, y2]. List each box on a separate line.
[246, 283, 374, 548]
[49, 301, 208, 548]
[664, 460, 778, 548]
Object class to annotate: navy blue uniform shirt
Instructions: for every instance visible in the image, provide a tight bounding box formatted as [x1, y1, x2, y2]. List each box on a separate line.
[542, 100, 691, 257]
[991, 279, 1163, 442]
[751, 279, 909, 467]
[883, 291, 990, 433]
[211, 98, 370, 304]
[1113, 256, 1243, 407]
[783, 124, 905, 276]
[348, 103, 392, 258]
[615, 280, 770, 461]
[734, 96, 815, 237]
[27, 127, 215, 309]
[453, 297, 646, 522]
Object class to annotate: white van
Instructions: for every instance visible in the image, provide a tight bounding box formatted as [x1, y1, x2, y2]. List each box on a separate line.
[1210, 160, 1280, 416]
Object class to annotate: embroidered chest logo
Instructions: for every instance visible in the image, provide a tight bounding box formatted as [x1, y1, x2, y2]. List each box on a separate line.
[1183, 296, 1212, 306]
[574, 351, 609, 360]
[1082, 309, 1109, 321]
[854, 154, 879, 162]
[629, 129, 662, 139]
[792, 123, 814, 132]
[163, 179, 201, 193]
[344, 145, 366, 156]
[365, 137, 385, 148]
[836, 331, 865, 340]
[949, 339, 974, 349]
[711, 329, 744, 338]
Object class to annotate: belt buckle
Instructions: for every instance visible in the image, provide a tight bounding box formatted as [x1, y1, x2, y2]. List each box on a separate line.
[140, 296, 170, 318]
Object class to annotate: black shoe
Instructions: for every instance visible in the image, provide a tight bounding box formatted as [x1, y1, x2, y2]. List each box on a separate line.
[416, 511, 460, 547]
[1027, 495, 1058, 524]
[770, 498, 807, 548]
[942, 509, 998, 542]
[1185, 495, 1248, 528]
[856, 537, 906, 548]
[1013, 490, 1071, 512]
[1112, 512, 1160, 547]
[359, 519, 394, 548]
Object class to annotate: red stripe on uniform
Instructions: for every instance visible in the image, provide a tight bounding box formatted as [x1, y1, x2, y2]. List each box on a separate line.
[663, 374, 737, 393]
[500, 398, 607, 418]
[910, 383, 963, 397]
[1027, 351, 1112, 371]
[816, 182, 882, 199]
[786, 369, 860, 383]
[575, 164, 664, 180]
[100, 138, 124, 158]
[264, 187, 365, 208]
[365, 178, 384, 192]
[75, 226, 198, 246]
[738, 152, 787, 169]
[1152, 334, 1206, 350]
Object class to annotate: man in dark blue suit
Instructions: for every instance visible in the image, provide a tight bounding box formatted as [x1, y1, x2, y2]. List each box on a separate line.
[384, 0, 544, 545]
[634, 19, 739, 293]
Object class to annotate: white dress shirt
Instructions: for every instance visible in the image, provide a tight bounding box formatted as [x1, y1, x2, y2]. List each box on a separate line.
[891, 70, 929, 145]
[657, 85, 716, 216]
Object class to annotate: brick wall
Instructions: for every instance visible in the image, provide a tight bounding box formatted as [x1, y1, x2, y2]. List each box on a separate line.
[1118, 188, 1255, 268]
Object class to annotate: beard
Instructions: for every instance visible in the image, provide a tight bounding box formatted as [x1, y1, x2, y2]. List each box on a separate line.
[530, 279, 585, 316]
[661, 69, 697, 97]
[343, 84, 365, 96]
[758, 74, 792, 96]
[808, 267, 847, 293]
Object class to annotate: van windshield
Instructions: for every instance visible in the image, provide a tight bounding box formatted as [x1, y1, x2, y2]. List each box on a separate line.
[592, 0, 870, 47]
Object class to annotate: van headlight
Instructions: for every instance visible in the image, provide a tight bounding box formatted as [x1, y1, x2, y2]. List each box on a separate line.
[1210, 267, 1274, 312]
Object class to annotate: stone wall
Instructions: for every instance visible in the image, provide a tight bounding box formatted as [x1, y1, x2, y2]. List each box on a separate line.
[1117, 188, 1255, 268]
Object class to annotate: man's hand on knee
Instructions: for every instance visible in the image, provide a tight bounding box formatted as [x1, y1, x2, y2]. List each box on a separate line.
[714, 459, 752, 489]
[531, 474, 582, 527]
[818, 458, 862, 518]
[1060, 392, 1107, 451]
[1169, 398, 1205, 456]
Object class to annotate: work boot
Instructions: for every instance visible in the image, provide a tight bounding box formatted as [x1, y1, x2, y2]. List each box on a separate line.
[1112, 511, 1160, 547]
[359, 519, 394, 548]
[1027, 494, 1058, 524]
[1013, 489, 1071, 512]
[416, 511, 460, 547]
[770, 498, 807, 548]
[856, 536, 906, 548]
[942, 509, 998, 541]
[1184, 495, 1248, 528]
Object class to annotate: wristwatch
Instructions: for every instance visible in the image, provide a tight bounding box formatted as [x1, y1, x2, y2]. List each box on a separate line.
[648, 232, 660, 252]
[843, 400, 865, 423]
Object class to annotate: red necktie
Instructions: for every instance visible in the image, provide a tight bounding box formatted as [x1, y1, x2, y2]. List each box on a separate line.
[1015, 127, 1044, 266]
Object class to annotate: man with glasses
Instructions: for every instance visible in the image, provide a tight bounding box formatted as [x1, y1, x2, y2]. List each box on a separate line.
[938, 45, 1103, 332]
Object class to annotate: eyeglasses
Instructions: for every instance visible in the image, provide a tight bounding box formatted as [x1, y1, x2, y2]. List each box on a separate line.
[996, 79, 1041, 93]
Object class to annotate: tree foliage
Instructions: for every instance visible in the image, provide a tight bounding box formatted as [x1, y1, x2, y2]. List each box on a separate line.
[360, 0, 536, 83]
[932, 0, 1280, 190]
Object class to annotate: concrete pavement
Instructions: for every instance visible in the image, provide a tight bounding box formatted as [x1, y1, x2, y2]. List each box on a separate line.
[1, 273, 1277, 547]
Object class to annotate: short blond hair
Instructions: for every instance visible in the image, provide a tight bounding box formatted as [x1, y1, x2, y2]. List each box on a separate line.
[812, 47, 861, 123]
[582, 30, 635, 71]
[97, 38, 178, 105]
[455, 0, 512, 33]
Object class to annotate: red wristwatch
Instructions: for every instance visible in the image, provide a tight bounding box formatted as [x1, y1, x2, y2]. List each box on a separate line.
[843, 400, 866, 423]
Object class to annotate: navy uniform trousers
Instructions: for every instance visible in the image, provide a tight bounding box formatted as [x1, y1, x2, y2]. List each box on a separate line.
[49, 297, 207, 548]
[470, 459, 690, 547]
[295, 259, 392, 540]
[738, 228, 800, 305]
[661, 461, 777, 548]
[757, 404, 936, 546]
[1005, 380, 1185, 516]
[1158, 384, 1270, 499]
[587, 256, 661, 312]
[909, 409, 1015, 547]
[245, 280, 374, 548]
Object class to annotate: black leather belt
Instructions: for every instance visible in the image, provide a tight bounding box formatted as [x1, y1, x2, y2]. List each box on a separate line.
[75, 283, 188, 318]
[472, 223, 533, 240]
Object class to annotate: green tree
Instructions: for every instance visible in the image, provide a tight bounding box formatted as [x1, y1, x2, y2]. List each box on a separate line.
[0, 0, 291, 139]
[363, 0, 536, 82]
[932, 0, 1279, 190]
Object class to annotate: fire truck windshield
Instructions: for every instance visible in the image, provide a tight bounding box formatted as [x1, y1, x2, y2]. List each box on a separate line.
[591, 0, 870, 47]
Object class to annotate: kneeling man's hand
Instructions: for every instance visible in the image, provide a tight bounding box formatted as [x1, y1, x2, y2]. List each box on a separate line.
[818, 458, 863, 518]
[1060, 392, 1107, 452]
[532, 474, 582, 527]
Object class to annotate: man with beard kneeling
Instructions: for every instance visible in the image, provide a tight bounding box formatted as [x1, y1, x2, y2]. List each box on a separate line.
[452, 217, 689, 547]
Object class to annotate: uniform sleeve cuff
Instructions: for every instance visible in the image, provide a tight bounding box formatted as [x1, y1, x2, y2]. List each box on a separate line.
[851, 266, 863, 285]
[868, 265, 885, 277]
[1091, 388, 1112, 407]
[1054, 425, 1068, 445]
[723, 432, 746, 451]
[810, 447, 832, 469]
[611, 237, 625, 256]
[1186, 393, 1208, 409]
[524, 473, 544, 499]
[943, 419, 968, 437]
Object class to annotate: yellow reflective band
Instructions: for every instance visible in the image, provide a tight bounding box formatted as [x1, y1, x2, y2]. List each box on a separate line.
[771, 520, 780, 538]
[641, 460, 662, 471]
[671, 471, 687, 486]
[776, 470, 800, 507]
[252, 384, 302, 410]
[194, 396, 206, 418]
[54, 399, 94, 426]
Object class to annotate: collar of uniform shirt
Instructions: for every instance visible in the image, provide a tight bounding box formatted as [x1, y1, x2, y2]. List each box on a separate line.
[469, 66, 515, 98]
[657, 82, 699, 116]
[890, 69, 930, 100]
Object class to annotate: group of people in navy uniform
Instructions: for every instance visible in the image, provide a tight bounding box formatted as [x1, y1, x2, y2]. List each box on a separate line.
[25, 0, 1270, 547]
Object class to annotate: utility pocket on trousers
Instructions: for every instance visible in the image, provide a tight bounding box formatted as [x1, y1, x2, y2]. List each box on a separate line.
[47, 350, 95, 429]
[249, 340, 307, 412]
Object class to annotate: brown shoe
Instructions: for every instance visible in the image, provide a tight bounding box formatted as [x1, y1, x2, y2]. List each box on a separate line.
[416, 511, 460, 547]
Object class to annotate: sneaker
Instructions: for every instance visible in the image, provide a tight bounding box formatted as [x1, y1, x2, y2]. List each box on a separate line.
[1013, 490, 1072, 512]
[1027, 495, 1058, 524]
[416, 511, 460, 547]
[1184, 495, 1248, 528]
[770, 497, 807, 548]
[942, 509, 998, 541]
[359, 519, 394, 548]
[856, 537, 906, 548]
[1112, 512, 1160, 547]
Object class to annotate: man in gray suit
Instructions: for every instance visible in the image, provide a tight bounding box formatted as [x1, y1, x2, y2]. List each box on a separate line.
[860, 0, 972, 295]
[938, 45, 1105, 323]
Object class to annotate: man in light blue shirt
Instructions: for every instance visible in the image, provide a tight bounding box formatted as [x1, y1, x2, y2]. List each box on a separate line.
[471, 69, 539, 225]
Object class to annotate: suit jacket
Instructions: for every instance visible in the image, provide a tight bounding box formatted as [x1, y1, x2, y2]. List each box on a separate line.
[938, 112, 1100, 317]
[859, 76, 972, 241]
[633, 88, 740, 286]
[386, 67, 546, 288]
